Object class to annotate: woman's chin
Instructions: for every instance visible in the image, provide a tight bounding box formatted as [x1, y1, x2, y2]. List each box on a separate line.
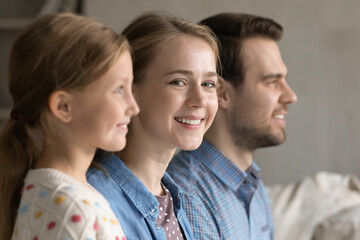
[178, 138, 203, 151]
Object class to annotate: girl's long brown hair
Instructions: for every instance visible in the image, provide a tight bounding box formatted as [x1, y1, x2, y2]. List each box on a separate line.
[0, 13, 130, 239]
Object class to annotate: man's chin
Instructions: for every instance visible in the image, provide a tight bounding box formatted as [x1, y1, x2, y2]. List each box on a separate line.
[254, 131, 286, 148]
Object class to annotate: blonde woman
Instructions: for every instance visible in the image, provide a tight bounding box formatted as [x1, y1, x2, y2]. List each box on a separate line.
[87, 12, 219, 239]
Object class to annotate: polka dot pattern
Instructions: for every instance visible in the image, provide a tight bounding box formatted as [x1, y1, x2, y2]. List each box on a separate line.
[39, 190, 49, 198]
[155, 185, 184, 240]
[71, 215, 82, 222]
[34, 211, 42, 219]
[26, 185, 35, 191]
[18, 205, 28, 214]
[11, 169, 127, 240]
[54, 196, 66, 205]
[93, 221, 98, 231]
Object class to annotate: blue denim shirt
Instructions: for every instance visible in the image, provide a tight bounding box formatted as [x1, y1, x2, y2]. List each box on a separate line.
[86, 153, 194, 240]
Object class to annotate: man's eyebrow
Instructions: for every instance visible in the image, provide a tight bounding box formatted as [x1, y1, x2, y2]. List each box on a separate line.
[262, 73, 287, 80]
[164, 70, 218, 78]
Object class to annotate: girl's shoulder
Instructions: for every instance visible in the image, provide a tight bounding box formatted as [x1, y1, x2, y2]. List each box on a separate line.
[12, 168, 125, 240]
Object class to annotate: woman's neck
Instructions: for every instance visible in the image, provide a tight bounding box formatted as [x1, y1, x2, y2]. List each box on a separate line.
[117, 133, 176, 196]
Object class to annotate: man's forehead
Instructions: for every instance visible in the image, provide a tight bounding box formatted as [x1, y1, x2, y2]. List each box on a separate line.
[242, 38, 285, 73]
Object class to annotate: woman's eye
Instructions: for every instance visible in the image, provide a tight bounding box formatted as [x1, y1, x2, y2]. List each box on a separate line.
[202, 82, 216, 88]
[115, 86, 123, 94]
[170, 80, 186, 86]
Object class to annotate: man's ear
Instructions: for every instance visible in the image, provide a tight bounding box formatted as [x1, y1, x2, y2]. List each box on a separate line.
[48, 90, 72, 123]
[217, 77, 232, 109]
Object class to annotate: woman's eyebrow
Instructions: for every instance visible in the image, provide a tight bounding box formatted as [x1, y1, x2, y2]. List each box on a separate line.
[164, 70, 218, 78]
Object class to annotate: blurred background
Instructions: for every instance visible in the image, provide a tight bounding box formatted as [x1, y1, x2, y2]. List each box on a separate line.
[1, 0, 359, 185]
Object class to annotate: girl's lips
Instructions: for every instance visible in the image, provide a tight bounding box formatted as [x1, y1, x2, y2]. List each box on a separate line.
[116, 121, 130, 133]
[117, 123, 128, 127]
[116, 120, 131, 127]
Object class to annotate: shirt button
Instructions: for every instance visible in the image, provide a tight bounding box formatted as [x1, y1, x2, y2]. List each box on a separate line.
[151, 208, 155, 213]
[155, 224, 162, 230]
[178, 215, 183, 220]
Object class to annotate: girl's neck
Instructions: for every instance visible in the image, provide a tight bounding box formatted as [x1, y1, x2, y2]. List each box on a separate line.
[117, 133, 176, 196]
[35, 140, 95, 185]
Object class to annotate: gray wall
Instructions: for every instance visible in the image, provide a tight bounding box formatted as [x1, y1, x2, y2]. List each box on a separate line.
[1, 0, 359, 185]
[85, 0, 360, 185]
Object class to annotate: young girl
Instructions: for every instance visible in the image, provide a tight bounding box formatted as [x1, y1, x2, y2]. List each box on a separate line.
[0, 13, 139, 240]
[87, 12, 219, 239]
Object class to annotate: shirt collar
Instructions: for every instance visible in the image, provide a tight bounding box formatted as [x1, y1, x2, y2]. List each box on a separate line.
[192, 139, 261, 191]
[162, 172, 184, 211]
[100, 153, 184, 218]
[100, 153, 159, 219]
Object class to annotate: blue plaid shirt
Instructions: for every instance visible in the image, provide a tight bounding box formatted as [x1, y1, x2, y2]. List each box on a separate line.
[167, 140, 273, 240]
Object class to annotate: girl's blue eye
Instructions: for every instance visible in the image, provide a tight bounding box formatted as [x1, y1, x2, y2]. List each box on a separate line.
[115, 87, 123, 94]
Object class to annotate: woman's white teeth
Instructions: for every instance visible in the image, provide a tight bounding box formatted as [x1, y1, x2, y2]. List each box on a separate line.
[175, 118, 201, 125]
[274, 115, 285, 119]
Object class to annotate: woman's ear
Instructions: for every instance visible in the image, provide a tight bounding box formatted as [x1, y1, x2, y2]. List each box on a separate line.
[48, 90, 72, 123]
[217, 77, 232, 109]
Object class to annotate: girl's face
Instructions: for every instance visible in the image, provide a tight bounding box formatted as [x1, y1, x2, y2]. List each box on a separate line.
[70, 50, 139, 152]
[132, 35, 218, 150]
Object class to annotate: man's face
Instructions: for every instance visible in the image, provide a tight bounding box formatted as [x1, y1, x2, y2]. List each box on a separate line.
[229, 37, 297, 150]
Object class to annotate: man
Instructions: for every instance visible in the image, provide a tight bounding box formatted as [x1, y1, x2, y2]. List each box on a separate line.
[167, 13, 297, 240]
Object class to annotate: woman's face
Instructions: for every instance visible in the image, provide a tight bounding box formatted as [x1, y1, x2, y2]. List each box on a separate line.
[132, 35, 218, 150]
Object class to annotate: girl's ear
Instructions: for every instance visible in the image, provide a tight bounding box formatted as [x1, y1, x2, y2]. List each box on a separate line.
[48, 90, 72, 123]
[217, 77, 232, 109]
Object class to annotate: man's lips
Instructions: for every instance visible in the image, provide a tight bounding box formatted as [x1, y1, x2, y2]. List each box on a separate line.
[274, 114, 285, 120]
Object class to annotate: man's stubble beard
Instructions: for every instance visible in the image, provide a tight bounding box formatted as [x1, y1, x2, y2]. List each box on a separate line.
[229, 112, 286, 151]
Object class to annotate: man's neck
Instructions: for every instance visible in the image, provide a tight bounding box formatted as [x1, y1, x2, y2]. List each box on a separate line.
[205, 126, 253, 171]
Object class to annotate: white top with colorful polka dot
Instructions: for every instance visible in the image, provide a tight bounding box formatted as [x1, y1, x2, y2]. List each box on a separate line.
[11, 168, 126, 240]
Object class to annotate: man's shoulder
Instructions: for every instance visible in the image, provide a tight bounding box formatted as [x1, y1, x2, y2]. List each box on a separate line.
[168, 151, 220, 198]
[168, 150, 206, 179]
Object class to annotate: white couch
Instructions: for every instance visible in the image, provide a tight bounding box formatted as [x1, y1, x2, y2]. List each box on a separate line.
[267, 172, 360, 240]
